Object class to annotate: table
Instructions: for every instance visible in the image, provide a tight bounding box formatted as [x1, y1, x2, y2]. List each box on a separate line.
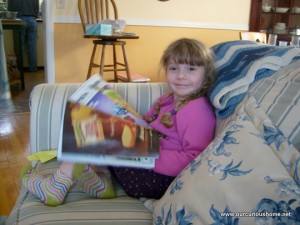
[2, 19, 25, 90]
[83, 32, 139, 40]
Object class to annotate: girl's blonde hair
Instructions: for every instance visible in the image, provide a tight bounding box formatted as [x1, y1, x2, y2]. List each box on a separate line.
[159, 38, 216, 127]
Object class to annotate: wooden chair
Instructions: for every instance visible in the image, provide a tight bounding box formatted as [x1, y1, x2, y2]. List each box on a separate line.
[78, 0, 137, 82]
[239, 31, 267, 44]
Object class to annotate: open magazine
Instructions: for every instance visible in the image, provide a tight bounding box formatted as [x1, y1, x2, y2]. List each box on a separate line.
[58, 74, 160, 168]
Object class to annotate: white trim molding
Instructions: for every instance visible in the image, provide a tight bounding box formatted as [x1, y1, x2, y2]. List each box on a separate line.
[54, 16, 249, 31]
[43, 0, 55, 83]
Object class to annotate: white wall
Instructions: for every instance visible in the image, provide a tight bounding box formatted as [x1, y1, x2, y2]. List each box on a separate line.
[53, 0, 251, 30]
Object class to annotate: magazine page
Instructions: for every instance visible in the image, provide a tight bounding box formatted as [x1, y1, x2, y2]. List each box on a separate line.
[68, 74, 150, 128]
[58, 75, 160, 168]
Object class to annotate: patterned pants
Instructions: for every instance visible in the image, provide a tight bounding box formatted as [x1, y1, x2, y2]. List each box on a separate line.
[111, 167, 175, 199]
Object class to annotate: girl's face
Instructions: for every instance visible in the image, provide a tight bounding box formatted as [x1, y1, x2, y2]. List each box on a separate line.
[166, 61, 206, 100]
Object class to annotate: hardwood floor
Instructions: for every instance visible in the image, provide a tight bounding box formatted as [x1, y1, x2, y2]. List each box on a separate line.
[0, 70, 45, 216]
[0, 113, 30, 216]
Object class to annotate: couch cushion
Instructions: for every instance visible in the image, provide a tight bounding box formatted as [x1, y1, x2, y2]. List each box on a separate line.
[249, 60, 300, 150]
[149, 94, 300, 224]
[215, 60, 300, 151]
[6, 160, 153, 225]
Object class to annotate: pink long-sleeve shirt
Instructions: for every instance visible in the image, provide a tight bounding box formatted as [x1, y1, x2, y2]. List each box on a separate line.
[144, 94, 216, 177]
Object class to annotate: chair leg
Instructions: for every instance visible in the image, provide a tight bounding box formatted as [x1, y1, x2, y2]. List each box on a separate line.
[112, 45, 118, 82]
[87, 43, 98, 80]
[99, 45, 106, 77]
[121, 45, 131, 82]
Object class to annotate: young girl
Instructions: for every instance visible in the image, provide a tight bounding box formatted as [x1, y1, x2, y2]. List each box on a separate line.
[111, 38, 216, 199]
[21, 38, 216, 205]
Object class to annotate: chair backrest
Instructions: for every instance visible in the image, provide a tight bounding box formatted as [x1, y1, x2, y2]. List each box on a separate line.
[78, 0, 118, 34]
[239, 32, 267, 43]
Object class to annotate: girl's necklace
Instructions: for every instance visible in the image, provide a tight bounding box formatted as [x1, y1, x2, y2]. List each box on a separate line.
[144, 93, 176, 124]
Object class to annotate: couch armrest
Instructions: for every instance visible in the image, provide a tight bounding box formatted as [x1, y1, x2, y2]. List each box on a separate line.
[29, 82, 170, 154]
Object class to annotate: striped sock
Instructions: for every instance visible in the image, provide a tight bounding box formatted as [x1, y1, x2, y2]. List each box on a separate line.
[22, 169, 74, 206]
[76, 166, 115, 199]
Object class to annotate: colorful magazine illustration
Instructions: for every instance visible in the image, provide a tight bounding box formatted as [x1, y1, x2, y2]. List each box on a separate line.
[58, 74, 160, 168]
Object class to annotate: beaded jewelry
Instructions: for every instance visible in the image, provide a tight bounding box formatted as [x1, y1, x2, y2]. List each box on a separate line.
[144, 93, 177, 128]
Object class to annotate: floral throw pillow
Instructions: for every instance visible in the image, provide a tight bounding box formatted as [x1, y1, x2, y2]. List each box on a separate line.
[149, 94, 300, 224]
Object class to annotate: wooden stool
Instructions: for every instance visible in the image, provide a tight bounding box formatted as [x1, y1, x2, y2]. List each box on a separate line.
[78, 0, 139, 82]
[87, 39, 131, 82]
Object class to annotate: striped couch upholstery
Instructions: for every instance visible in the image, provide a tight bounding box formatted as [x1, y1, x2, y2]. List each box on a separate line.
[249, 60, 300, 150]
[6, 82, 170, 225]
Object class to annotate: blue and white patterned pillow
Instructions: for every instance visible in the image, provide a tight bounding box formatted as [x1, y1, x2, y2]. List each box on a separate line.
[146, 94, 300, 224]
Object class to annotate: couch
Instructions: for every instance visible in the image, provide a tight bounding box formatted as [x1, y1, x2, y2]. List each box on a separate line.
[5, 41, 300, 224]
